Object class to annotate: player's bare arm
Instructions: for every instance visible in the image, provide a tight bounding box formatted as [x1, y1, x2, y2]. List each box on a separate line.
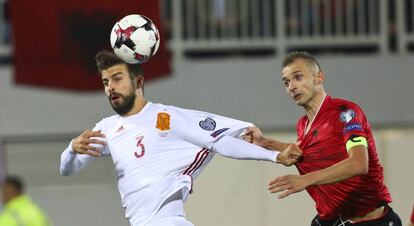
[243, 126, 290, 151]
[268, 144, 369, 198]
[71, 130, 106, 157]
[243, 126, 302, 165]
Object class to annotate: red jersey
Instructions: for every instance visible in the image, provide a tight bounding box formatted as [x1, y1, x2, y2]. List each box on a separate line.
[296, 96, 392, 220]
[411, 206, 414, 223]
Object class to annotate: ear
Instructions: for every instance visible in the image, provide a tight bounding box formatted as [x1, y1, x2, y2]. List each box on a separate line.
[136, 75, 144, 89]
[316, 71, 325, 84]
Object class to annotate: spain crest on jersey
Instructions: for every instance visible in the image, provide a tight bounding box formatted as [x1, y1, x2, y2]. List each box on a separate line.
[156, 112, 170, 131]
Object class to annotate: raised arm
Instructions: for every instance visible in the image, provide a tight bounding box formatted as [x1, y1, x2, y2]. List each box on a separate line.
[211, 135, 302, 166]
[242, 126, 290, 151]
[60, 130, 106, 176]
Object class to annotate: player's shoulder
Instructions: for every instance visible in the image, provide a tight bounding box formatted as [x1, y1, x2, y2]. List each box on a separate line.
[99, 114, 119, 123]
[148, 102, 185, 115]
[151, 102, 206, 116]
[150, 102, 180, 111]
[329, 97, 366, 123]
[330, 97, 363, 111]
[95, 114, 120, 131]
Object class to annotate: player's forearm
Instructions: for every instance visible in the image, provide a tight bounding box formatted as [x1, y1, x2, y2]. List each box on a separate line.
[60, 148, 79, 176]
[60, 140, 94, 176]
[212, 136, 279, 162]
[260, 137, 290, 151]
[305, 151, 368, 186]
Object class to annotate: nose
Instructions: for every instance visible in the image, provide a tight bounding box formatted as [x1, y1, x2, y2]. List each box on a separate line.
[107, 81, 115, 92]
[288, 80, 297, 92]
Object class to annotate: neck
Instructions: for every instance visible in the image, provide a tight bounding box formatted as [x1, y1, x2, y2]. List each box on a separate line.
[124, 97, 148, 116]
[304, 91, 326, 121]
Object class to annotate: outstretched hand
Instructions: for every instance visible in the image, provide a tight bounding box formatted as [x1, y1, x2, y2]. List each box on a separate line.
[276, 144, 303, 166]
[71, 130, 106, 157]
[268, 174, 309, 199]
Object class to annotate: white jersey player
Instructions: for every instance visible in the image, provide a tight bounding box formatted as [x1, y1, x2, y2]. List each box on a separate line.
[60, 50, 302, 226]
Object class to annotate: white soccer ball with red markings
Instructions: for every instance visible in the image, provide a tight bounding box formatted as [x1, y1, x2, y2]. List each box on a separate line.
[110, 14, 160, 64]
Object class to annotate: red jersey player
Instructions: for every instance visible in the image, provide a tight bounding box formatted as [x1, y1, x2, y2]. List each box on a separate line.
[243, 52, 402, 226]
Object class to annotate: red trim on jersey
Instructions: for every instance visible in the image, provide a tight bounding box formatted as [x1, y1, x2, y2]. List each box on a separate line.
[187, 150, 209, 176]
[183, 148, 207, 175]
[189, 176, 194, 193]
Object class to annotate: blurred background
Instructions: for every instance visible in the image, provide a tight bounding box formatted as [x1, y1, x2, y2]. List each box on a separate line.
[0, 0, 413, 225]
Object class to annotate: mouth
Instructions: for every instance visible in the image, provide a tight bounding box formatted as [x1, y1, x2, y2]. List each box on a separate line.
[293, 94, 302, 101]
[110, 94, 122, 101]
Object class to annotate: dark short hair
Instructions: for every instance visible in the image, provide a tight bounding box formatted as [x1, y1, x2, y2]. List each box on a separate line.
[282, 51, 321, 71]
[5, 175, 24, 193]
[95, 50, 143, 79]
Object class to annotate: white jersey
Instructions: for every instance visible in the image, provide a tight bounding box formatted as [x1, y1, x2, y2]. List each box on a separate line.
[61, 102, 253, 225]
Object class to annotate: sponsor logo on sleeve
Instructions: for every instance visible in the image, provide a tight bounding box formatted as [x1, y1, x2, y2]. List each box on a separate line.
[199, 118, 216, 131]
[210, 128, 229, 138]
[339, 109, 356, 123]
[342, 122, 363, 134]
[156, 112, 170, 131]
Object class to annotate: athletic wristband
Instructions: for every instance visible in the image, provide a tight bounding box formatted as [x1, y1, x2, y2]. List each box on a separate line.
[346, 136, 368, 151]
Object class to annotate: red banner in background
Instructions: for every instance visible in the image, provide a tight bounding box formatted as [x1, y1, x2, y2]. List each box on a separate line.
[10, 0, 171, 91]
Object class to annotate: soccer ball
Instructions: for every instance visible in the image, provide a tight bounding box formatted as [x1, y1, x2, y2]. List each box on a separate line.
[110, 14, 160, 64]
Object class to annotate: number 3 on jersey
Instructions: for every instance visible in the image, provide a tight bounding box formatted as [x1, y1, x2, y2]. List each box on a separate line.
[134, 136, 145, 158]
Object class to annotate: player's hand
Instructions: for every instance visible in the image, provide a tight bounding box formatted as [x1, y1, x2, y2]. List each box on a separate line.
[268, 174, 309, 198]
[276, 144, 302, 166]
[71, 130, 106, 157]
[242, 126, 265, 146]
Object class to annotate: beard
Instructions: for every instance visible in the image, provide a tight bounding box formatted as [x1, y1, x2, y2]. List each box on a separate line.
[109, 90, 136, 115]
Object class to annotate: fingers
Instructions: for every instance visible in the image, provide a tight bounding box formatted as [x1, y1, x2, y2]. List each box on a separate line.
[84, 149, 102, 157]
[278, 190, 295, 199]
[268, 178, 287, 193]
[242, 126, 265, 146]
[268, 176, 285, 187]
[288, 144, 302, 154]
[72, 129, 106, 157]
[75, 144, 102, 157]
[268, 177, 293, 199]
[241, 134, 253, 143]
[243, 126, 262, 136]
[268, 175, 300, 199]
[83, 130, 106, 138]
[285, 144, 303, 159]
[89, 138, 106, 146]
[285, 158, 299, 166]
[277, 145, 300, 166]
[243, 127, 257, 134]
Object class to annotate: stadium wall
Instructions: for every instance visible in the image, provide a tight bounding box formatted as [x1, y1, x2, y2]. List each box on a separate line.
[1, 54, 414, 137]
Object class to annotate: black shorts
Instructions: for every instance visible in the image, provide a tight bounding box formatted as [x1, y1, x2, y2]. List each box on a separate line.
[310, 205, 401, 226]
